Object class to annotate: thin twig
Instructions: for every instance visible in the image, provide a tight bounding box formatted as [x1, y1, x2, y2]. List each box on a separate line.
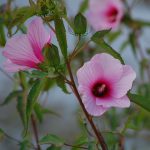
[69, 40, 91, 61]
[31, 114, 41, 150]
[46, 22, 56, 33]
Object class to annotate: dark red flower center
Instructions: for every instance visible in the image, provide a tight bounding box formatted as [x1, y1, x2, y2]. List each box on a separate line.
[106, 7, 118, 23]
[92, 83, 108, 97]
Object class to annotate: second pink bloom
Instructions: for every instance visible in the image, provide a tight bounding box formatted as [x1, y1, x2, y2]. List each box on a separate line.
[3, 17, 52, 72]
[87, 0, 124, 31]
[77, 53, 136, 116]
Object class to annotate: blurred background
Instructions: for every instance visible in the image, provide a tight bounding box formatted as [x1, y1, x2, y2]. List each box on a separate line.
[0, 0, 150, 149]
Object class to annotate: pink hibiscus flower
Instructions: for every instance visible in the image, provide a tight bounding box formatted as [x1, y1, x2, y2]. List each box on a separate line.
[87, 0, 124, 31]
[77, 53, 136, 116]
[3, 17, 52, 72]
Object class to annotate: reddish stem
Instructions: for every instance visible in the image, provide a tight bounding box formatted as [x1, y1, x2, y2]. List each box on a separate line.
[31, 114, 41, 150]
[66, 60, 108, 150]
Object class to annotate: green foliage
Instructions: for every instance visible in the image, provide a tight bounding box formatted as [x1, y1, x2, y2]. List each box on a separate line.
[29, 0, 36, 7]
[129, 32, 137, 56]
[9, 6, 35, 29]
[88, 142, 96, 150]
[37, 0, 66, 16]
[140, 59, 149, 78]
[19, 139, 31, 150]
[26, 79, 46, 130]
[23, 70, 48, 78]
[43, 78, 55, 91]
[43, 44, 60, 68]
[72, 134, 88, 150]
[104, 133, 118, 149]
[56, 76, 70, 94]
[0, 90, 22, 106]
[106, 109, 119, 130]
[17, 96, 27, 127]
[91, 29, 111, 40]
[0, 18, 6, 46]
[34, 103, 60, 123]
[138, 83, 150, 98]
[107, 30, 122, 43]
[54, 17, 67, 59]
[39, 134, 64, 146]
[74, 13, 87, 35]
[128, 93, 150, 112]
[79, 0, 89, 13]
[0, 128, 4, 141]
[91, 32, 124, 64]
[47, 145, 62, 150]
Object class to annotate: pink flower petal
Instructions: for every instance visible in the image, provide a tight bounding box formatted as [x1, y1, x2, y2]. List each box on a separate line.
[82, 93, 109, 116]
[4, 59, 29, 72]
[96, 95, 130, 108]
[27, 17, 51, 61]
[3, 35, 40, 68]
[77, 61, 103, 87]
[91, 53, 123, 83]
[111, 65, 136, 98]
[87, 0, 124, 31]
[77, 53, 136, 116]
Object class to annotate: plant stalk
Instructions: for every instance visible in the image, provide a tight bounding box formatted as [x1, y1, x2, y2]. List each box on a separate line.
[31, 114, 41, 150]
[66, 60, 108, 150]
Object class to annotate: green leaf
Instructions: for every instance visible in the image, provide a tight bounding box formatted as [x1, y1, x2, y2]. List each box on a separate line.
[39, 134, 65, 146]
[43, 78, 55, 91]
[107, 30, 122, 43]
[19, 139, 31, 150]
[23, 70, 48, 78]
[88, 142, 96, 150]
[54, 17, 67, 59]
[74, 13, 87, 35]
[19, 72, 28, 90]
[91, 37, 124, 64]
[129, 32, 137, 56]
[1, 90, 22, 106]
[138, 83, 150, 98]
[56, 76, 70, 94]
[29, 0, 36, 7]
[34, 103, 43, 123]
[72, 134, 88, 150]
[26, 79, 46, 130]
[79, 0, 89, 13]
[128, 93, 150, 112]
[140, 59, 149, 79]
[47, 145, 62, 150]
[0, 128, 5, 141]
[0, 19, 6, 46]
[42, 107, 60, 118]
[34, 103, 60, 123]
[10, 6, 35, 28]
[91, 29, 111, 40]
[17, 96, 27, 127]
[43, 44, 60, 68]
